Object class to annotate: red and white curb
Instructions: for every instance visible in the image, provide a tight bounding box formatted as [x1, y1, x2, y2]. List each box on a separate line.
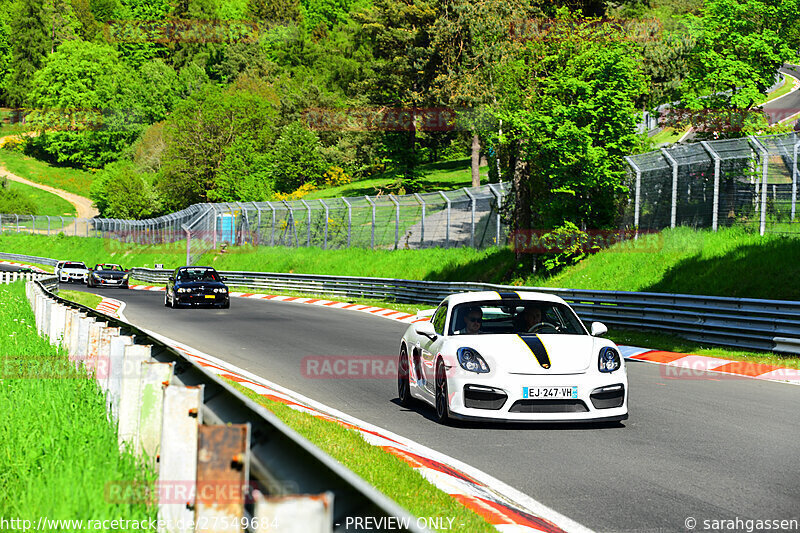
[96, 296, 126, 319]
[0, 260, 49, 273]
[618, 346, 800, 386]
[133, 326, 591, 533]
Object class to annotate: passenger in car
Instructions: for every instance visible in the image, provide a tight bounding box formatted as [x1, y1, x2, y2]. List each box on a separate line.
[515, 306, 544, 333]
[457, 307, 483, 335]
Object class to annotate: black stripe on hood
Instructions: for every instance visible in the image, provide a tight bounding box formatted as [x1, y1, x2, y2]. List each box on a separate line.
[518, 335, 551, 369]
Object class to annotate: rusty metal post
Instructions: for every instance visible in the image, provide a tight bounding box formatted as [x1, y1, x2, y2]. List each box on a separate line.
[86, 321, 106, 376]
[158, 385, 204, 533]
[195, 424, 251, 533]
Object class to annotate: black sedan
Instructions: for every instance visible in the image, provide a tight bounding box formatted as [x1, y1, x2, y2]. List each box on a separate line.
[87, 263, 129, 288]
[165, 266, 229, 309]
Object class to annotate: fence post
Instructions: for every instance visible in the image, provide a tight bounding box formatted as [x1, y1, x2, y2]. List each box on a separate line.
[182, 224, 190, 265]
[342, 197, 352, 247]
[46, 216, 51, 236]
[488, 184, 502, 246]
[301, 199, 312, 247]
[793, 139, 799, 221]
[253, 202, 262, 246]
[748, 136, 769, 236]
[624, 156, 642, 236]
[438, 191, 451, 247]
[463, 188, 476, 248]
[268, 202, 276, 246]
[700, 141, 721, 231]
[389, 195, 400, 249]
[365, 195, 376, 248]
[319, 199, 329, 249]
[660, 148, 679, 228]
[15, 214, 19, 233]
[413, 193, 425, 247]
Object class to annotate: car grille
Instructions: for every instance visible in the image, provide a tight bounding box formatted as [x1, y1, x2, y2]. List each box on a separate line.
[508, 399, 589, 413]
[463, 385, 507, 410]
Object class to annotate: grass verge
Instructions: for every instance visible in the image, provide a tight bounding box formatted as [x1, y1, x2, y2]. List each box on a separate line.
[5, 179, 77, 216]
[228, 380, 494, 532]
[0, 281, 155, 522]
[0, 149, 95, 199]
[59, 289, 103, 309]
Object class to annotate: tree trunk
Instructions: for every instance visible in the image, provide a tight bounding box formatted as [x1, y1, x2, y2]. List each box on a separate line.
[511, 141, 530, 263]
[471, 132, 481, 187]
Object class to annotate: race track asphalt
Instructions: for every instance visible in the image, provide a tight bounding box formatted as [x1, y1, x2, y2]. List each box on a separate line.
[53, 283, 800, 532]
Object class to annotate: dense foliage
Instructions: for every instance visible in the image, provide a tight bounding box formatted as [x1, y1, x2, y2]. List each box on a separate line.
[0, 0, 796, 275]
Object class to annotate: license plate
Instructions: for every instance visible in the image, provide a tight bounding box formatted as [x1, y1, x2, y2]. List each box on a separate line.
[204, 295, 215, 299]
[523, 386, 578, 399]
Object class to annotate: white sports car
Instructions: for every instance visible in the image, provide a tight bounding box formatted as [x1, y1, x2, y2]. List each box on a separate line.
[398, 291, 628, 424]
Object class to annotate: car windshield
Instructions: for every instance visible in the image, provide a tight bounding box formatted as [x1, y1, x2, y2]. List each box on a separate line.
[177, 268, 220, 282]
[97, 264, 123, 271]
[448, 301, 586, 336]
[64, 262, 86, 269]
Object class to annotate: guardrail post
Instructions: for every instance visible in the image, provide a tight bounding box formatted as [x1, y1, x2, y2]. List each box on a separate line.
[319, 199, 329, 249]
[342, 198, 352, 247]
[41, 297, 52, 336]
[489, 183, 503, 246]
[301, 199, 312, 247]
[748, 136, 769, 235]
[413, 193, 425, 247]
[700, 141, 721, 231]
[195, 424, 250, 533]
[660, 148, 679, 228]
[389, 195, 399, 249]
[107, 335, 134, 420]
[74, 316, 95, 368]
[136, 361, 175, 462]
[364, 196, 375, 248]
[793, 139, 799, 221]
[96, 326, 120, 391]
[253, 492, 333, 532]
[118, 344, 152, 450]
[66, 310, 83, 356]
[86, 320, 107, 376]
[48, 303, 67, 345]
[158, 385, 204, 533]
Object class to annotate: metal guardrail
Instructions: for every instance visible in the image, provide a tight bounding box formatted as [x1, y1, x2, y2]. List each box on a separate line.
[0, 251, 58, 266]
[130, 268, 800, 354]
[31, 279, 425, 533]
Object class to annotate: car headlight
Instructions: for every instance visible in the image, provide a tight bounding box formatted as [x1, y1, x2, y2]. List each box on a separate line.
[598, 347, 621, 373]
[123, 274, 129, 280]
[92, 273, 100, 278]
[177, 288, 189, 293]
[213, 288, 227, 293]
[456, 347, 490, 373]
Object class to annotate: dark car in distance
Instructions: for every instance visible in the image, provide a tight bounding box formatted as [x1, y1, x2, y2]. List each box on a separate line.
[165, 266, 229, 309]
[87, 263, 129, 288]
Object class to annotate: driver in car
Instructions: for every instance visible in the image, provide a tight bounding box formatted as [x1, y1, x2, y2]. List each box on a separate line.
[457, 307, 483, 335]
[516, 306, 547, 333]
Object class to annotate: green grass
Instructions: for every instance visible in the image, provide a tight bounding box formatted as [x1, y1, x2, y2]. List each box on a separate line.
[5, 179, 77, 216]
[764, 73, 799, 103]
[649, 126, 687, 146]
[0, 149, 95, 199]
[0, 281, 155, 523]
[304, 158, 489, 199]
[59, 289, 102, 309]
[229, 381, 494, 533]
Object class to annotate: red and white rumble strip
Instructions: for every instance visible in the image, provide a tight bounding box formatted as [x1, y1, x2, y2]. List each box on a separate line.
[96, 296, 125, 319]
[618, 346, 800, 386]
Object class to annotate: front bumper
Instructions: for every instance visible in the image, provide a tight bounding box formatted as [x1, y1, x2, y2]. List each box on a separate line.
[445, 370, 628, 422]
[175, 293, 229, 305]
[60, 273, 87, 283]
[92, 277, 128, 287]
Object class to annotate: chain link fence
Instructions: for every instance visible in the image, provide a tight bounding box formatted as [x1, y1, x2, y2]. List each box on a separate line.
[624, 132, 799, 234]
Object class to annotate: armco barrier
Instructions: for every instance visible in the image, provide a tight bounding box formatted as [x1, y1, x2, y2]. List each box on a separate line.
[25, 279, 425, 533]
[129, 268, 800, 354]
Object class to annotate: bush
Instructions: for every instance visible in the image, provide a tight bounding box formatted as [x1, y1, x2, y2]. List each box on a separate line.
[0, 178, 36, 214]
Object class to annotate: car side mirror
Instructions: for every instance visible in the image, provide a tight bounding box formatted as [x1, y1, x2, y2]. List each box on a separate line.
[168, 276, 175, 282]
[415, 321, 438, 341]
[591, 322, 608, 337]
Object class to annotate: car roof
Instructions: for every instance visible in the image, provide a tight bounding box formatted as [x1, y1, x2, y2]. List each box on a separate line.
[177, 266, 216, 271]
[443, 290, 569, 307]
